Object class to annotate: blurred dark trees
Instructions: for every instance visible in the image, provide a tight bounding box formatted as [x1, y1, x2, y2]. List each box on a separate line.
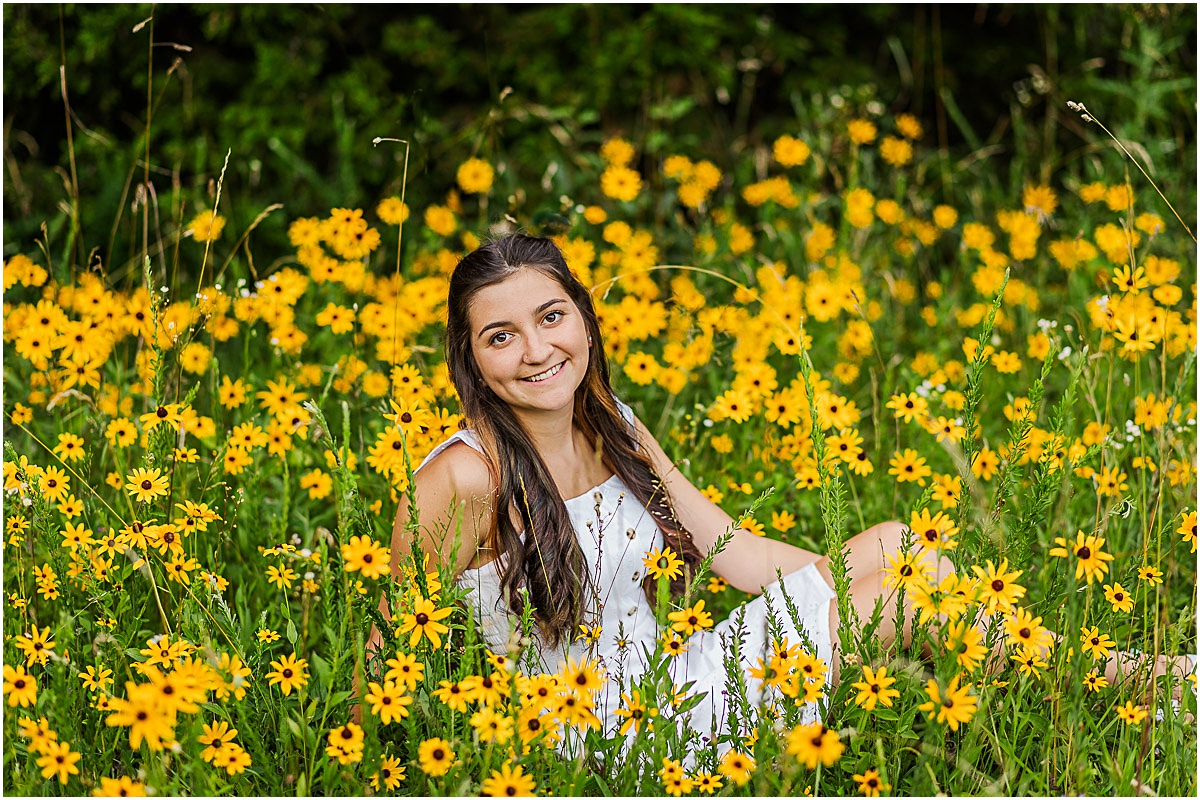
[3, 3, 1195, 266]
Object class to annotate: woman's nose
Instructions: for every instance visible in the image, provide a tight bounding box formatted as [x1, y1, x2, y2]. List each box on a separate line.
[522, 330, 554, 364]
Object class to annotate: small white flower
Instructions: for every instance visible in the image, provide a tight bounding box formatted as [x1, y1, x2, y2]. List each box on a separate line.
[1058, 347, 1072, 360]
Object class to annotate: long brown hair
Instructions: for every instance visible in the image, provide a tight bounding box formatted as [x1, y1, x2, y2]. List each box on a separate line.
[445, 233, 703, 648]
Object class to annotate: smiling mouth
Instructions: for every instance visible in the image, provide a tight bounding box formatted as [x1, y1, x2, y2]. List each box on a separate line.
[521, 361, 565, 383]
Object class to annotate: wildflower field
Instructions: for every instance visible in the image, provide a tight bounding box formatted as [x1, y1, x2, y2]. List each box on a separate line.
[3, 11, 1198, 797]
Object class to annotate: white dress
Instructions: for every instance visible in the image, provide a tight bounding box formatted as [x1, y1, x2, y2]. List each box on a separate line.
[415, 402, 837, 749]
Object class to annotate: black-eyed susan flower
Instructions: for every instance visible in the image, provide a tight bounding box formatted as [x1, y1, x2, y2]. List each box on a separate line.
[1178, 510, 1196, 553]
[397, 596, 453, 650]
[325, 722, 365, 765]
[36, 739, 81, 784]
[341, 535, 391, 579]
[1048, 530, 1115, 584]
[480, 762, 535, 797]
[124, 467, 169, 503]
[1080, 626, 1116, 661]
[943, 620, 990, 672]
[1116, 700, 1148, 726]
[15, 625, 56, 666]
[917, 673, 978, 731]
[1138, 564, 1164, 585]
[1083, 669, 1109, 693]
[661, 630, 689, 658]
[417, 737, 456, 777]
[971, 558, 1027, 615]
[39, 465, 71, 503]
[718, 749, 755, 787]
[642, 546, 683, 581]
[370, 754, 406, 791]
[786, 721, 845, 769]
[384, 651, 425, 691]
[265, 652, 309, 696]
[1103, 582, 1134, 613]
[468, 704, 513, 744]
[615, 689, 658, 735]
[908, 508, 959, 552]
[3, 664, 38, 707]
[105, 683, 176, 751]
[850, 664, 900, 711]
[881, 550, 932, 591]
[889, 448, 932, 485]
[853, 769, 892, 797]
[668, 599, 714, 636]
[77, 665, 113, 693]
[92, 776, 147, 796]
[198, 720, 239, 763]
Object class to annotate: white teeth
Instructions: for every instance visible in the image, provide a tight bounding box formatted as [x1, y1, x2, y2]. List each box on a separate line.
[523, 362, 564, 382]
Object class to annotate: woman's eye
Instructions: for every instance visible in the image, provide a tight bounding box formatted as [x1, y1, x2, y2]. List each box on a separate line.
[544, 310, 562, 324]
[489, 332, 511, 346]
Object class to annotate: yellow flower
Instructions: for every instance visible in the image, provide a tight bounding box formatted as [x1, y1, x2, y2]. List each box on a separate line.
[187, 210, 226, 243]
[668, 600, 714, 636]
[773, 134, 812, 167]
[917, 673, 978, 730]
[853, 769, 892, 797]
[1020, 185, 1058, 222]
[417, 737, 456, 777]
[850, 664, 900, 711]
[1080, 626, 1116, 660]
[601, 165, 643, 202]
[456, 158, 495, 194]
[879, 136, 912, 166]
[1048, 530, 1114, 584]
[847, 118, 878, 145]
[4, 664, 38, 707]
[718, 749, 755, 787]
[375, 197, 410, 225]
[599, 137, 635, 167]
[397, 596, 454, 650]
[424, 205, 458, 237]
[1116, 700, 1148, 725]
[265, 652, 309, 696]
[643, 546, 683, 581]
[481, 762, 536, 797]
[896, 113, 923, 140]
[36, 739, 81, 784]
[786, 722, 844, 769]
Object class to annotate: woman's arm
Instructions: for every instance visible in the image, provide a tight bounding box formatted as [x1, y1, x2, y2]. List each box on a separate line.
[368, 442, 497, 655]
[632, 415, 823, 594]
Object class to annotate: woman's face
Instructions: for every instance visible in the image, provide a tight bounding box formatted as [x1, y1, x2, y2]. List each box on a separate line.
[467, 267, 591, 421]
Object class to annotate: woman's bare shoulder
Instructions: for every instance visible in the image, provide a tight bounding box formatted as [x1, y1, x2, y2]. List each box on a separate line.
[416, 439, 497, 501]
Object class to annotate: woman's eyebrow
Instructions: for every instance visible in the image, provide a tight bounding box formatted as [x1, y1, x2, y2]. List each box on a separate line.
[477, 298, 568, 339]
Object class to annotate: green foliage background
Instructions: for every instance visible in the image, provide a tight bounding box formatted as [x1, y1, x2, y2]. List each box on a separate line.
[3, 3, 1196, 276]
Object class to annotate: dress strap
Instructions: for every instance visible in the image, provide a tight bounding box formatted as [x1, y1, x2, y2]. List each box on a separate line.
[419, 395, 636, 474]
[415, 429, 485, 474]
[615, 398, 638, 451]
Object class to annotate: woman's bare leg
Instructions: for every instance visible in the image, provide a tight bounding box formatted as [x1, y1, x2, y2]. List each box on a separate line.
[815, 520, 1196, 698]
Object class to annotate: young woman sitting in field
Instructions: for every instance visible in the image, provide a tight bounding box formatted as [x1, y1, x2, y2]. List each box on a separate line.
[375, 233, 1192, 744]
